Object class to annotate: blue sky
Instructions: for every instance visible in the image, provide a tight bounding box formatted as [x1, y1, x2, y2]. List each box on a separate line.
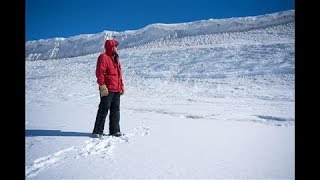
[26, 0, 294, 41]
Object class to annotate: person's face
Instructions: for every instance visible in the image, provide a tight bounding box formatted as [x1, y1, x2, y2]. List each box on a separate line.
[114, 45, 118, 53]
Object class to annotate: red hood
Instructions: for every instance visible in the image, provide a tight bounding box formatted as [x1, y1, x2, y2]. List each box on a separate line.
[104, 39, 118, 55]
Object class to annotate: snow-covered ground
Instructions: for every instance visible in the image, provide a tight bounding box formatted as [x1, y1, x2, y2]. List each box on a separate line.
[26, 10, 294, 179]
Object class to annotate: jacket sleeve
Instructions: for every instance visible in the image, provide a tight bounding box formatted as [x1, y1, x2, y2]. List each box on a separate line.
[96, 54, 107, 86]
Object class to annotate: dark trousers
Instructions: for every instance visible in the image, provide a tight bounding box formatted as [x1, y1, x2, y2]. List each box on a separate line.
[93, 92, 121, 135]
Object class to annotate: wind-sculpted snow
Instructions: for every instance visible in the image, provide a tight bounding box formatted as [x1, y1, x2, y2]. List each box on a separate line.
[26, 17, 294, 107]
[26, 10, 294, 61]
[26, 33, 107, 61]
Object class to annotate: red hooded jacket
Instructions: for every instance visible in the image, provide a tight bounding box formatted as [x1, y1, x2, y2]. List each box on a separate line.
[96, 39, 124, 93]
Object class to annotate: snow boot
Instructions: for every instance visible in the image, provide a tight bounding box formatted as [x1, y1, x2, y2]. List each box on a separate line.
[110, 132, 123, 137]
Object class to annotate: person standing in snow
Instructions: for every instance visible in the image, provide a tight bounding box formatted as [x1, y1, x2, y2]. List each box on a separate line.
[92, 39, 124, 138]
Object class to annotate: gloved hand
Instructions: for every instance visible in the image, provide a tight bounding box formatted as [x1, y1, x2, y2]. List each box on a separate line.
[100, 84, 109, 97]
[120, 86, 125, 95]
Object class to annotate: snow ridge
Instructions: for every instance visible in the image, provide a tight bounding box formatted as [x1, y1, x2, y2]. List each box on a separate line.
[26, 10, 294, 61]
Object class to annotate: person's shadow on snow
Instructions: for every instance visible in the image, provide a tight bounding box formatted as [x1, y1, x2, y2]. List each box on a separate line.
[26, 129, 91, 137]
